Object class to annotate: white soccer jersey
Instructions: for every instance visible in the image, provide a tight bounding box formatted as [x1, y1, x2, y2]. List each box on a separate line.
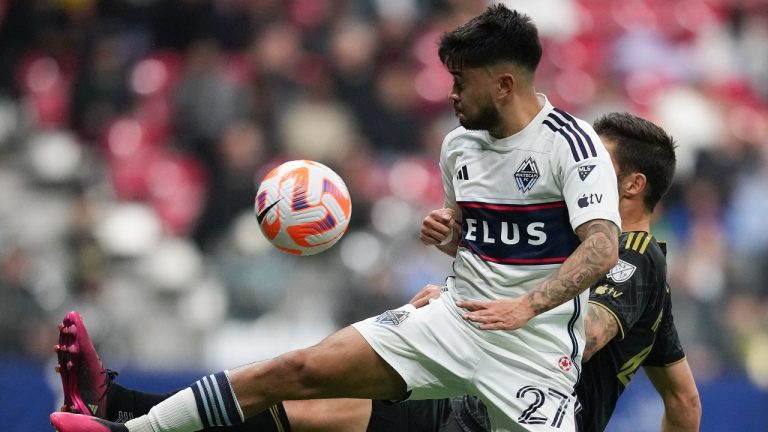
[353, 94, 621, 431]
[441, 94, 620, 367]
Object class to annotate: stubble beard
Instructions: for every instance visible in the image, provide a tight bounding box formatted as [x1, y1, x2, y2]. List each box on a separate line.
[459, 104, 502, 133]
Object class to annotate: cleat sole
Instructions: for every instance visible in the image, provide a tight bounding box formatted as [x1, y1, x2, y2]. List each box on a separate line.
[56, 313, 89, 415]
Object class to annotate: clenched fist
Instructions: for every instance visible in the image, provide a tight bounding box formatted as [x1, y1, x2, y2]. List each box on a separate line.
[420, 208, 457, 246]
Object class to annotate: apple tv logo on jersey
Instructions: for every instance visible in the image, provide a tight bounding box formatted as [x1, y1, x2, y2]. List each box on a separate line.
[577, 193, 603, 208]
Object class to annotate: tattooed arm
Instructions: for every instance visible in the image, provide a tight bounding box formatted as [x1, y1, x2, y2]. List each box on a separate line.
[525, 219, 619, 316]
[458, 219, 619, 330]
[583, 302, 620, 362]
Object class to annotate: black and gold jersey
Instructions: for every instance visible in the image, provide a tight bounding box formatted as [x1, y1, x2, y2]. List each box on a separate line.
[576, 231, 685, 432]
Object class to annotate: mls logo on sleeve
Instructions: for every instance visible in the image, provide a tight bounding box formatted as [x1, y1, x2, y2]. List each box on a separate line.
[514, 157, 540, 193]
[375, 310, 411, 326]
[577, 164, 599, 185]
[578, 165, 596, 181]
[606, 260, 637, 283]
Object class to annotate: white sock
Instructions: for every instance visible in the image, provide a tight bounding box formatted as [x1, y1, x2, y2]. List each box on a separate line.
[123, 371, 244, 432]
[124, 388, 203, 432]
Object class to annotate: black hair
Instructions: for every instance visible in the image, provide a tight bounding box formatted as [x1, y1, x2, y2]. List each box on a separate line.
[438, 4, 542, 75]
[593, 112, 677, 212]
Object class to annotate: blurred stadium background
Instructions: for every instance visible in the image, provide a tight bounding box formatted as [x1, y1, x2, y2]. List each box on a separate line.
[1, 0, 767, 430]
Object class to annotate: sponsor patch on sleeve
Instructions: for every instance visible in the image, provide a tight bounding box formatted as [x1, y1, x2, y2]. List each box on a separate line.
[578, 164, 596, 181]
[606, 259, 637, 283]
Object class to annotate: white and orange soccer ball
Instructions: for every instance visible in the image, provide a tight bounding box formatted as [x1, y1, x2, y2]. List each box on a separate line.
[254, 160, 352, 255]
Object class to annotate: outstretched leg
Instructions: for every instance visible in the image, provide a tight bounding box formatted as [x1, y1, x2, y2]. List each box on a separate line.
[52, 311, 292, 431]
[230, 325, 407, 417]
[52, 325, 406, 432]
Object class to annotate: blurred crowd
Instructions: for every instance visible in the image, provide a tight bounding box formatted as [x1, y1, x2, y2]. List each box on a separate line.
[1, 0, 768, 391]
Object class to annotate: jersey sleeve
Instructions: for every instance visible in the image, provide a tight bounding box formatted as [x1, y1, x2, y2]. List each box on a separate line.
[643, 289, 686, 366]
[588, 244, 654, 340]
[440, 131, 458, 210]
[552, 117, 621, 232]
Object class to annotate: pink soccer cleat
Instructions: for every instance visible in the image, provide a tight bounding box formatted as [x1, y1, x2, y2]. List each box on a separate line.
[55, 311, 115, 417]
[50, 412, 128, 432]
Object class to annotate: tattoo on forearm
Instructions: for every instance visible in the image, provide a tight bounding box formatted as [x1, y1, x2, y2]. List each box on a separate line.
[584, 303, 619, 359]
[525, 219, 618, 315]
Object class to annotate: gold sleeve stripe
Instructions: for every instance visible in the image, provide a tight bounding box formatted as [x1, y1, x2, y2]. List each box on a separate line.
[589, 300, 626, 340]
[638, 234, 652, 254]
[651, 308, 664, 332]
[663, 356, 687, 367]
[623, 232, 653, 253]
[625, 232, 636, 250]
[631, 232, 646, 251]
[269, 405, 285, 432]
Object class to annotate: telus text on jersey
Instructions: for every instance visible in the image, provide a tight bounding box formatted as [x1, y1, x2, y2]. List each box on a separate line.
[464, 219, 547, 245]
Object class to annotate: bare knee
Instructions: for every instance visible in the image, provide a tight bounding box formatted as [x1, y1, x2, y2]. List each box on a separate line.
[259, 326, 406, 401]
[270, 348, 329, 398]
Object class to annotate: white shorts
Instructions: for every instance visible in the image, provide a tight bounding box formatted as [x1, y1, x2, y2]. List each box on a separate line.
[352, 292, 578, 432]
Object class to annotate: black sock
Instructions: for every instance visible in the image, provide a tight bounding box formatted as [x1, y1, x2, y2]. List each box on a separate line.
[105, 382, 175, 422]
[106, 382, 291, 431]
[234, 403, 292, 432]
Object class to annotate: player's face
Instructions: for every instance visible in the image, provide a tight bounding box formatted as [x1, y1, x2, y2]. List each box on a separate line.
[448, 66, 502, 131]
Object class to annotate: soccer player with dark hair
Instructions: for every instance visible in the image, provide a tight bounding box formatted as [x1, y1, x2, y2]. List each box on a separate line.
[576, 112, 699, 431]
[51, 113, 700, 432]
[51, 5, 622, 431]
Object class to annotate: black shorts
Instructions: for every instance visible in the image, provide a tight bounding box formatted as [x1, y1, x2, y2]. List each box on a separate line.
[366, 396, 490, 432]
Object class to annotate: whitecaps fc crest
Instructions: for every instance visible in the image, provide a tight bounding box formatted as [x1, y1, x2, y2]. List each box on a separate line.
[375, 310, 410, 326]
[514, 157, 540, 193]
[606, 259, 637, 283]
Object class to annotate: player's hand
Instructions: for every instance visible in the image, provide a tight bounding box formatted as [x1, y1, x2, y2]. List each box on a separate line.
[420, 208, 456, 245]
[409, 284, 443, 308]
[456, 298, 536, 330]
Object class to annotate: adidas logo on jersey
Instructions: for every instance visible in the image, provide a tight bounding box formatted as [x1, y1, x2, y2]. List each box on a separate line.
[456, 165, 469, 180]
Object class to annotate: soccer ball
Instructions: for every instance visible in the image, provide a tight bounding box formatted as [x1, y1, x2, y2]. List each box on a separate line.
[254, 160, 352, 255]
